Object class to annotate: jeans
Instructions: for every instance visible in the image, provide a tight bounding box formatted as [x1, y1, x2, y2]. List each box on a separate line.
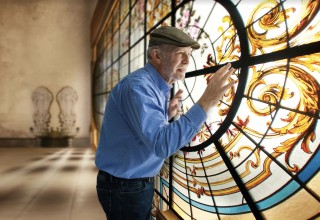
[96, 170, 155, 220]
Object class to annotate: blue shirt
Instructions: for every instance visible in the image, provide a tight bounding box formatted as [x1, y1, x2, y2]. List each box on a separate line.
[95, 63, 207, 178]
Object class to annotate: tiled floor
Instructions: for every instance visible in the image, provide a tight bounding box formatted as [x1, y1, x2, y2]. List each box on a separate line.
[0, 147, 106, 220]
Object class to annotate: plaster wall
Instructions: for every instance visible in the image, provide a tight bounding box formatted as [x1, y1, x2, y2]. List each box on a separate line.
[0, 0, 97, 138]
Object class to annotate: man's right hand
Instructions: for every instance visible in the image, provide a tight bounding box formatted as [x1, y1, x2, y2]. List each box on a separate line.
[197, 63, 237, 114]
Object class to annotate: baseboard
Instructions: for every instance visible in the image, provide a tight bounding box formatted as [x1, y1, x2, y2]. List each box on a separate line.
[156, 210, 180, 220]
[0, 137, 91, 148]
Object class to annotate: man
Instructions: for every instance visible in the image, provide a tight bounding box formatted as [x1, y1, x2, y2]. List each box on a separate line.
[95, 26, 236, 220]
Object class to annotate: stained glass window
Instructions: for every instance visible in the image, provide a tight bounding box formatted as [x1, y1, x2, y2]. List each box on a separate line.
[146, 0, 172, 30]
[92, 0, 320, 219]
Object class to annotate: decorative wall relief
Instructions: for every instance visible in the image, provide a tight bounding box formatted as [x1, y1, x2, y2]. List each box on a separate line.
[30, 85, 79, 147]
[30, 86, 53, 137]
[56, 86, 79, 136]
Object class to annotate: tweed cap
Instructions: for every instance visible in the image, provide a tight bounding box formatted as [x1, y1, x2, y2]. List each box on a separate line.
[149, 26, 200, 49]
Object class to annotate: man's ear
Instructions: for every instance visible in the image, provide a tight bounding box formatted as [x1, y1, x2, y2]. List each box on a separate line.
[151, 48, 162, 64]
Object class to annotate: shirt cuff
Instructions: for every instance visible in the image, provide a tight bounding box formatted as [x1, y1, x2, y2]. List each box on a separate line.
[184, 103, 207, 130]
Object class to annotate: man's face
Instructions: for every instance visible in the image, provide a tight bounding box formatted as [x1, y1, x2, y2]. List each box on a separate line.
[159, 45, 192, 85]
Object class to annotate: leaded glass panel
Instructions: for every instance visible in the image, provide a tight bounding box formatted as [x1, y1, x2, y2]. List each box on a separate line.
[120, 0, 130, 22]
[92, 0, 320, 219]
[120, 16, 129, 55]
[146, 0, 172, 30]
[112, 30, 120, 62]
[113, 2, 120, 33]
[120, 53, 129, 79]
[130, 40, 144, 72]
[131, 0, 145, 45]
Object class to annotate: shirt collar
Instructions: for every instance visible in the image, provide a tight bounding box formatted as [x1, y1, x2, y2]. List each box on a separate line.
[145, 62, 172, 97]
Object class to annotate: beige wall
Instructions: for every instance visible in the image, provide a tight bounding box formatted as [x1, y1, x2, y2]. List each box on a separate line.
[0, 0, 97, 139]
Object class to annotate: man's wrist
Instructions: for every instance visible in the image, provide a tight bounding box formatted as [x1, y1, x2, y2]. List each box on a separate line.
[196, 100, 209, 114]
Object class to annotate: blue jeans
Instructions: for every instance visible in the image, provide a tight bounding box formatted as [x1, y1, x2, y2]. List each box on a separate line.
[96, 170, 155, 220]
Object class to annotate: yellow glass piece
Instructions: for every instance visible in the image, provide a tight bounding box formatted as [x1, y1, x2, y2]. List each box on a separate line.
[262, 188, 320, 219]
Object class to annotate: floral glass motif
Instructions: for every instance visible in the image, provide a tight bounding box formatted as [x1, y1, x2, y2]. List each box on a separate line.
[92, 0, 320, 219]
[146, 0, 172, 30]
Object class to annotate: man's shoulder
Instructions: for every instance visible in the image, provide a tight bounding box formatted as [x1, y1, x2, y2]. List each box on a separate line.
[121, 68, 153, 88]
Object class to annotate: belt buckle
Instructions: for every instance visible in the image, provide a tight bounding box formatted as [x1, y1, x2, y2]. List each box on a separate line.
[146, 177, 154, 182]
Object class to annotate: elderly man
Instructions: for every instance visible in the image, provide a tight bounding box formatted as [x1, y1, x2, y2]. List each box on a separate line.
[95, 26, 236, 220]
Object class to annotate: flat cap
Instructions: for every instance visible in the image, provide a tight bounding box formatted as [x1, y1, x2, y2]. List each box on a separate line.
[149, 26, 200, 49]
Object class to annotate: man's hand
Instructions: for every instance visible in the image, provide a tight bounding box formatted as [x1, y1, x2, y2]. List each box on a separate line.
[197, 63, 237, 114]
[168, 89, 183, 120]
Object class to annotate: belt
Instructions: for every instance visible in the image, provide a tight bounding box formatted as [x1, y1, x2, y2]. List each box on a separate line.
[99, 170, 154, 183]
